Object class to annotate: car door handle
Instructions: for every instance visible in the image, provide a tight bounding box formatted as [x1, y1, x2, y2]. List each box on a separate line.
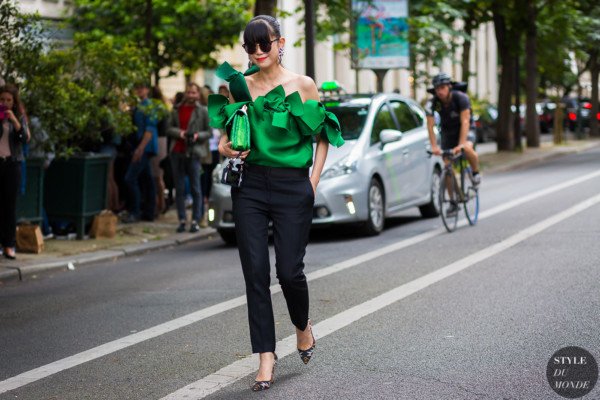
[402, 149, 409, 156]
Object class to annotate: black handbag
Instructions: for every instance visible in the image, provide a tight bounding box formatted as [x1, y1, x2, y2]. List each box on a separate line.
[221, 157, 244, 187]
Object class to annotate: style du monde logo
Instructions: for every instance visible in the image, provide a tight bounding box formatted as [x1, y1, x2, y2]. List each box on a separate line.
[547, 346, 598, 398]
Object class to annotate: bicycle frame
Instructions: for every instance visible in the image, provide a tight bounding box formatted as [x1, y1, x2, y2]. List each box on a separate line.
[428, 148, 479, 232]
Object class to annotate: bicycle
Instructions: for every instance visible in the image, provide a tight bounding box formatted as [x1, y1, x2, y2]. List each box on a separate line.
[428, 149, 479, 232]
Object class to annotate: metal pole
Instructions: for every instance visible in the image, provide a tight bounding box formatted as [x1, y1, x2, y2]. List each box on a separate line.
[373, 69, 389, 93]
[305, 0, 316, 80]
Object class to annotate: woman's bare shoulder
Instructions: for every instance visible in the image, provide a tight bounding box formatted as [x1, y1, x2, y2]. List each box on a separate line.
[287, 72, 319, 101]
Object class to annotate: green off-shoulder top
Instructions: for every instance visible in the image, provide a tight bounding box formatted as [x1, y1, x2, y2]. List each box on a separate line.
[208, 62, 344, 168]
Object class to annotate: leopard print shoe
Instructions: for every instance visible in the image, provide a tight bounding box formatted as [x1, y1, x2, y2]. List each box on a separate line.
[251, 353, 277, 392]
[298, 320, 316, 365]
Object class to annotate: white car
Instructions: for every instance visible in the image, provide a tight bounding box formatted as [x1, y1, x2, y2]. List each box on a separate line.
[208, 93, 443, 245]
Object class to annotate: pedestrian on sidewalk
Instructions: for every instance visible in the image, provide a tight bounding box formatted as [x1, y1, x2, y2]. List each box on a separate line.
[123, 82, 158, 223]
[208, 15, 344, 391]
[150, 86, 169, 217]
[167, 83, 210, 233]
[0, 84, 30, 260]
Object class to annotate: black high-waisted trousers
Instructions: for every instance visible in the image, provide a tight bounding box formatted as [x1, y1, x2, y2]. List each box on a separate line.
[231, 163, 314, 353]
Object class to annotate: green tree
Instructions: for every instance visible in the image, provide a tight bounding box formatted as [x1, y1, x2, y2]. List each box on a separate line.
[408, 0, 469, 90]
[537, 2, 580, 96]
[70, 0, 252, 83]
[0, 0, 46, 84]
[435, 0, 492, 83]
[21, 36, 151, 156]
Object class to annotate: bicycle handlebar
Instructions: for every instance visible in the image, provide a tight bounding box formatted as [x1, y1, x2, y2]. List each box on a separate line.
[426, 148, 464, 160]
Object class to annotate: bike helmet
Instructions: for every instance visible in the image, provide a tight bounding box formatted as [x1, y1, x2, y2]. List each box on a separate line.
[432, 72, 452, 88]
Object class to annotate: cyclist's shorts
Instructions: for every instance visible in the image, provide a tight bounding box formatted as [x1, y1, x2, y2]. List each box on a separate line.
[441, 132, 459, 150]
[441, 130, 476, 150]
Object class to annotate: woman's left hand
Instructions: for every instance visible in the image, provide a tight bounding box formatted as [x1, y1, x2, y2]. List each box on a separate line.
[5, 110, 21, 131]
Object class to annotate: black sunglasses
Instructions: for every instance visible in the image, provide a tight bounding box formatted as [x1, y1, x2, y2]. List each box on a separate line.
[242, 38, 279, 55]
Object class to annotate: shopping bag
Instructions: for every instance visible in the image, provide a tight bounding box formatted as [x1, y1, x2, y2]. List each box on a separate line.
[90, 210, 118, 239]
[16, 224, 44, 253]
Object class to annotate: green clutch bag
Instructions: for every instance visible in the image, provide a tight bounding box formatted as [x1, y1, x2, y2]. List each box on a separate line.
[229, 105, 251, 151]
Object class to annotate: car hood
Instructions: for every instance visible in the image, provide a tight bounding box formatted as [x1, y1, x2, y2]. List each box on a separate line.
[313, 140, 356, 171]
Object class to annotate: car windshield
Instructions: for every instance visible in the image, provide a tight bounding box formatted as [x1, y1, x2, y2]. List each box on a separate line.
[326, 103, 370, 140]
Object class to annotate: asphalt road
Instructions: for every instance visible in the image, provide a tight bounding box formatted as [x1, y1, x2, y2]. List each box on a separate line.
[1, 147, 599, 400]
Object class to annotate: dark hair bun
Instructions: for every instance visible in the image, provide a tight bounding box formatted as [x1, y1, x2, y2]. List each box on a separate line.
[244, 15, 282, 44]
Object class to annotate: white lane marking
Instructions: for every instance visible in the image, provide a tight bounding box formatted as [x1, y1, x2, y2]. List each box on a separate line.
[1, 170, 599, 395]
[161, 192, 600, 399]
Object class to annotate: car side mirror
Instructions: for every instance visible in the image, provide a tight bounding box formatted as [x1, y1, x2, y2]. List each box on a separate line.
[380, 129, 403, 145]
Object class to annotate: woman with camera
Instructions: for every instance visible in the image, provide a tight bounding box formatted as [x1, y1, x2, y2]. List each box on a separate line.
[208, 15, 344, 391]
[0, 84, 30, 260]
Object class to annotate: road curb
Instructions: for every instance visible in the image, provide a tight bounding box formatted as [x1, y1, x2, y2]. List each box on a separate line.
[0, 267, 20, 283]
[483, 141, 600, 174]
[0, 228, 216, 284]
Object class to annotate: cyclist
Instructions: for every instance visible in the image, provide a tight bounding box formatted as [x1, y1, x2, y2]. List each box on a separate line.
[425, 72, 481, 216]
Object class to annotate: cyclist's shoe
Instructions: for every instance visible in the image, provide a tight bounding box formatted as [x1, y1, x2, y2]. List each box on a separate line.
[471, 172, 481, 187]
[446, 203, 459, 217]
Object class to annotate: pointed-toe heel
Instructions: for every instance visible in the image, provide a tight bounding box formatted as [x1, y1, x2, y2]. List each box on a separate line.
[251, 353, 277, 392]
[298, 320, 316, 365]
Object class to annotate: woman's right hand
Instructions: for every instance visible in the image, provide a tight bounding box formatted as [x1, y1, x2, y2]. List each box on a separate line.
[219, 140, 250, 160]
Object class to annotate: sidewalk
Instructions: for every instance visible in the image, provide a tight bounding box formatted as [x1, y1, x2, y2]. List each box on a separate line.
[1, 136, 599, 284]
[0, 208, 217, 283]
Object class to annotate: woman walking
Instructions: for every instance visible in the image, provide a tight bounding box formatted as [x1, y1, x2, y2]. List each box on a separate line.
[208, 15, 344, 391]
[0, 85, 29, 260]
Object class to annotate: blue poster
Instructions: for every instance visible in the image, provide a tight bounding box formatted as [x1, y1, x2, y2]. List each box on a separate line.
[353, 0, 409, 69]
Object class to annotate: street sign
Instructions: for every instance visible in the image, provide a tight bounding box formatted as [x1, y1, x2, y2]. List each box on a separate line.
[352, 0, 410, 70]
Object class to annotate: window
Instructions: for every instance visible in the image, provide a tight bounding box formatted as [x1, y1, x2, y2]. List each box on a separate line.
[327, 106, 369, 140]
[390, 101, 418, 132]
[409, 104, 425, 127]
[371, 104, 396, 144]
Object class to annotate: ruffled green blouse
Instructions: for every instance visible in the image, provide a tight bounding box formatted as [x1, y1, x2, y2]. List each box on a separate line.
[208, 62, 344, 169]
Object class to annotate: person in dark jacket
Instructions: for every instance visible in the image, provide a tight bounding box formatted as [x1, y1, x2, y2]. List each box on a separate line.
[0, 84, 30, 259]
[166, 82, 211, 233]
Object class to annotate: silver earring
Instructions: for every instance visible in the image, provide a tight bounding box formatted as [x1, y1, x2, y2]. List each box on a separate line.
[248, 60, 253, 69]
[278, 47, 285, 64]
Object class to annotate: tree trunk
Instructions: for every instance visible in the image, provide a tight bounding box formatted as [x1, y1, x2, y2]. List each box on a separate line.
[254, 0, 276, 16]
[145, 0, 157, 84]
[493, 7, 515, 151]
[590, 52, 599, 137]
[514, 38, 522, 151]
[461, 13, 475, 83]
[524, 0, 540, 147]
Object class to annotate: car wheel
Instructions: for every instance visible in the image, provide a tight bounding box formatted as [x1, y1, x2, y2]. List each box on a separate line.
[362, 178, 385, 236]
[218, 229, 237, 246]
[419, 167, 441, 218]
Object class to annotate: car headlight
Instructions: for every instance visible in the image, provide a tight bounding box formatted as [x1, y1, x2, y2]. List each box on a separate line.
[320, 158, 358, 180]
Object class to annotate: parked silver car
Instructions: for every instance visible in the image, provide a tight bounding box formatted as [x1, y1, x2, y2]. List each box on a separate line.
[208, 93, 443, 244]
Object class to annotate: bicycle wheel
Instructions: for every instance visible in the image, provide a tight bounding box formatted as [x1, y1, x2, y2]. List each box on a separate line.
[439, 168, 459, 232]
[462, 169, 479, 225]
